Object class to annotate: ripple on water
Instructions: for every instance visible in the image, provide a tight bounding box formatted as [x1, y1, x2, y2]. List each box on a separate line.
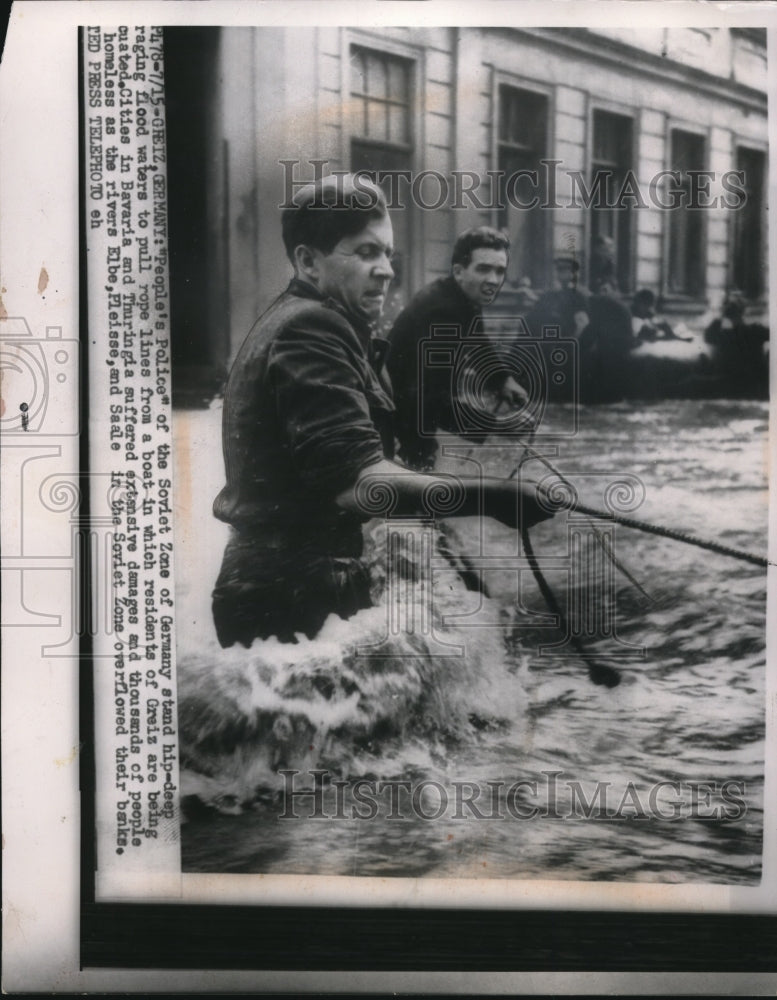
[180, 400, 767, 884]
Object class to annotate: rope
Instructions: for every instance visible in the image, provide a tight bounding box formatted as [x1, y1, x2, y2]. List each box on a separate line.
[510, 437, 655, 601]
[510, 437, 767, 569]
[520, 526, 621, 689]
[559, 500, 768, 569]
[508, 429, 765, 689]
[512, 425, 622, 687]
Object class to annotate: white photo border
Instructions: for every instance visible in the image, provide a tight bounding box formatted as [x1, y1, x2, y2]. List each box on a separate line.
[1, 0, 776, 992]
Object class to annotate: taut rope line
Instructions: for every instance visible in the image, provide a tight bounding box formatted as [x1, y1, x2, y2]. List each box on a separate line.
[554, 499, 767, 568]
[507, 432, 766, 688]
[510, 437, 767, 570]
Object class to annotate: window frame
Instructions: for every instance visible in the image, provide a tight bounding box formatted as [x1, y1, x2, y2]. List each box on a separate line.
[491, 71, 555, 290]
[585, 98, 639, 296]
[343, 32, 423, 297]
[729, 139, 769, 305]
[661, 119, 710, 306]
[348, 44, 415, 153]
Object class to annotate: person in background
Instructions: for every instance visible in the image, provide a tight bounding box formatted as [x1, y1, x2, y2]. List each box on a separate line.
[521, 252, 590, 404]
[526, 251, 590, 341]
[704, 291, 769, 394]
[387, 227, 530, 471]
[631, 289, 692, 343]
[211, 177, 553, 647]
[589, 234, 617, 295]
[578, 277, 634, 402]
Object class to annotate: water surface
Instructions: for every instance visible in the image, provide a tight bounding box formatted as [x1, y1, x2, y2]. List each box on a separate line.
[177, 399, 767, 884]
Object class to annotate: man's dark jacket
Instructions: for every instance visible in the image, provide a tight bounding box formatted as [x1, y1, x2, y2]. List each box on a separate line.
[212, 278, 394, 645]
[387, 275, 493, 470]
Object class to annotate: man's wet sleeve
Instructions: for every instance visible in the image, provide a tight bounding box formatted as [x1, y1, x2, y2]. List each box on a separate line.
[268, 317, 386, 497]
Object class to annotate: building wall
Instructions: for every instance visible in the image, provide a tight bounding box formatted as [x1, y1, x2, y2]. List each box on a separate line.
[204, 26, 768, 360]
[468, 28, 767, 305]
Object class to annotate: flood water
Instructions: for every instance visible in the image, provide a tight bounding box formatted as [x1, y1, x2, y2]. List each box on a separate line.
[175, 399, 767, 884]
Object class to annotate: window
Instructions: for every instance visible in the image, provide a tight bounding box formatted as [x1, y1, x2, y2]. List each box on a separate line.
[732, 146, 767, 300]
[667, 129, 706, 297]
[349, 46, 413, 319]
[590, 109, 634, 293]
[350, 47, 411, 147]
[497, 84, 549, 289]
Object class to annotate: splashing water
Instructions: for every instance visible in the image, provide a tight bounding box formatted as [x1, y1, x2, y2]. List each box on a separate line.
[178, 521, 530, 814]
[177, 399, 766, 882]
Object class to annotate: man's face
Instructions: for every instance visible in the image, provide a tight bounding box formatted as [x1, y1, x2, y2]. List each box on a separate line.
[313, 214, 395, 321]
[453, 247, 508, 308]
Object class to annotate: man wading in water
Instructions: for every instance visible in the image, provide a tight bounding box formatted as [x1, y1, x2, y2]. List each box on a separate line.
[212, 174, 554, 647]
[387, 226, 530, 471]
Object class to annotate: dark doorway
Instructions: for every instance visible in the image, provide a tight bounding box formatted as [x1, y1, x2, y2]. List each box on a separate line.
[163, 27, 226, 405]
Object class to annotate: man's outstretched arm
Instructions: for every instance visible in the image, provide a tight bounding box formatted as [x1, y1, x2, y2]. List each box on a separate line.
[336, 458, 554, 531]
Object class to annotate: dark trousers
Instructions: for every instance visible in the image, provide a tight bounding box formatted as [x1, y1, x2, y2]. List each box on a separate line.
[212, 528, 372, 647]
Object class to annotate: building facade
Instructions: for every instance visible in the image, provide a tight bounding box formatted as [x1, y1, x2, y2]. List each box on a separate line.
[162, 25, 768, 385]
